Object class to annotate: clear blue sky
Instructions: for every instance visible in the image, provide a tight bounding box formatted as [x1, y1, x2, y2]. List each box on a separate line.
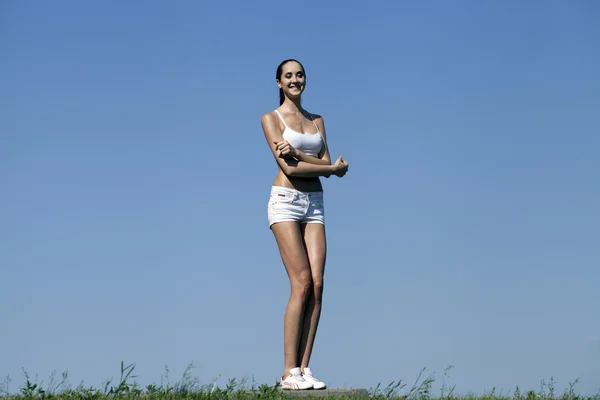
[2, 0, 599, 396]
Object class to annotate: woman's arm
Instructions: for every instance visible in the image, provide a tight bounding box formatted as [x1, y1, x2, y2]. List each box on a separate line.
[294, 150, 330, 165]
[262, 112, 334, 178]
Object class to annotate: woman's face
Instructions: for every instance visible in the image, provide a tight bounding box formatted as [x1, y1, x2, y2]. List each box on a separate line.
[278, 61, 306, 99]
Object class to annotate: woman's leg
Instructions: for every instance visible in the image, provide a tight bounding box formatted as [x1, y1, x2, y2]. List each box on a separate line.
[296, 223, 326, 371]
[271, 221, 313, 378]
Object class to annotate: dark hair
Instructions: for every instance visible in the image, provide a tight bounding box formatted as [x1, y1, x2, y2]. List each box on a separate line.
[276, 59, 305, 105]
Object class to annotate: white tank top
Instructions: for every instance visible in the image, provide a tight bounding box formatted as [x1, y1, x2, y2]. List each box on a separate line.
[274, 109, 323, 158]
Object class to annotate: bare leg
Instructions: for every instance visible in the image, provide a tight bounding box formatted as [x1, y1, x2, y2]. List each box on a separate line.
[271, 221, 313, 378]
[296, 223, 326, 371]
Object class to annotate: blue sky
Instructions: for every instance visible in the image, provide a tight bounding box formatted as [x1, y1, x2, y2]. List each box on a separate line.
[2, 0, 599, 396]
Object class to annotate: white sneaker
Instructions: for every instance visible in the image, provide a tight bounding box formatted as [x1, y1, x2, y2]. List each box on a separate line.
[302, 367, 326, 389]
[280, 367, 313, 390]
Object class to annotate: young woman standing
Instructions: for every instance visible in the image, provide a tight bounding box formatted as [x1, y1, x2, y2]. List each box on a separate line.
[261, 59, 349, 390]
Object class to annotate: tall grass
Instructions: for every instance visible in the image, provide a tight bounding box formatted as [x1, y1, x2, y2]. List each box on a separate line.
[1, 362, 598, 400]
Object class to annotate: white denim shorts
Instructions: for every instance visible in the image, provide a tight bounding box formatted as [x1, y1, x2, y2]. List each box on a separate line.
[267, 186, 325, 228]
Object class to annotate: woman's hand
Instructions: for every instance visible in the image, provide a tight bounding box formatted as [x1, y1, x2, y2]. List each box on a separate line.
[331, 156, 349, 177]
[273, 140, 297, 158]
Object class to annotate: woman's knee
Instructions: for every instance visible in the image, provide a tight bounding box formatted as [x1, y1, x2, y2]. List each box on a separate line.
[291, 271, 313, 300]
[312, 279, 324, 304]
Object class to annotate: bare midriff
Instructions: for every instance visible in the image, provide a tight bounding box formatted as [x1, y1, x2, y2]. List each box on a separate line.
[272, 170, 324, 192]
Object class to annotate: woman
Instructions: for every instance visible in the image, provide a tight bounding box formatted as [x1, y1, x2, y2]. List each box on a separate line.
[261, 59, 349, 390]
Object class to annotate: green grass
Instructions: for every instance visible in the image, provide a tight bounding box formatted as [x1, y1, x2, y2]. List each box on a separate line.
[1, 362, 598, 400]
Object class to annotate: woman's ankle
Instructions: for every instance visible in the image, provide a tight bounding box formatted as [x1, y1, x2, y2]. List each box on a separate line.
[282, 366, 300, 378]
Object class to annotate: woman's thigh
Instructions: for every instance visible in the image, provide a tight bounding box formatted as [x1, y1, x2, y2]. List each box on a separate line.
[271, 221, 312, 285]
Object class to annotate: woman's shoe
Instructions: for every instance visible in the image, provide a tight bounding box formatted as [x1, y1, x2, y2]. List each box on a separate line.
[301, 367, 326, 390]
[281, 367, 313, 390]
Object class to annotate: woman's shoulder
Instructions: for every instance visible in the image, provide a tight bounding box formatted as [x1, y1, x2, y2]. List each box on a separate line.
[306, 111, 325, 129]
[261, 110, 278, 123]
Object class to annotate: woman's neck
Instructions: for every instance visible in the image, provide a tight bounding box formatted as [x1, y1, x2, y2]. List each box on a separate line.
[281, 97, 303, 113]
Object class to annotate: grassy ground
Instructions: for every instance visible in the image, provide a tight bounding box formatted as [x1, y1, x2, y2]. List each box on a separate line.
[1, 362, 598, 400]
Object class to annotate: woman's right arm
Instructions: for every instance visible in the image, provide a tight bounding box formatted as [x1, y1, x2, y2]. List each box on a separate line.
[261, 112, 335, 178]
